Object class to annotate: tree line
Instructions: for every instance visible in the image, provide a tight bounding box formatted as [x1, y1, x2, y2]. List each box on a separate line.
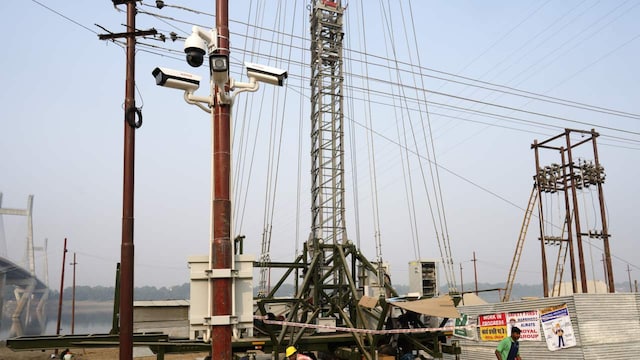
[5, 281, 633, 303]
[2, 283, 191, 302]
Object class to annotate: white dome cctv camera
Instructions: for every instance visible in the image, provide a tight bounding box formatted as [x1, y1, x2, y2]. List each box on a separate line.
[184, 32, 207, 67]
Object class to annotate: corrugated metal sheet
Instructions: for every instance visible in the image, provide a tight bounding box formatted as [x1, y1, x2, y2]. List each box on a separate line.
[442, 293, 640, 360]
[573, 293, 640, 359]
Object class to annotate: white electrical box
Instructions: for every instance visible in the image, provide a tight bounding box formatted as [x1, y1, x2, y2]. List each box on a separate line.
[316, 317, 336, 333]
[408, 259, 438, 297]
[359, 261, 389, 298]
[188, 253, 254, 340]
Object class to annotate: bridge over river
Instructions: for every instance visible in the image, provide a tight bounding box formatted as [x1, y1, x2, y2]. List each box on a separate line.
[0, 193, 50, 337]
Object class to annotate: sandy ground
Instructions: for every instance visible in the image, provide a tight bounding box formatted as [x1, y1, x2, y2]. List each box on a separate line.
[0, 343, 210, 360]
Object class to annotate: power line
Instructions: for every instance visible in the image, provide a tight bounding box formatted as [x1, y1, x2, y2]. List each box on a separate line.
[33, 0, 637, 130]
[131, 38, 640, 142]
[30, 0, 98, 34]
[138, 4, 640, 122]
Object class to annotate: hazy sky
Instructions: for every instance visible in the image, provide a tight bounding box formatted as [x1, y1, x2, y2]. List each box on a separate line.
[1, 1, 638, 292]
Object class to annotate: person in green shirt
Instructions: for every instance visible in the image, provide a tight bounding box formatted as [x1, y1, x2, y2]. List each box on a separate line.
[495, 326, 521, 360]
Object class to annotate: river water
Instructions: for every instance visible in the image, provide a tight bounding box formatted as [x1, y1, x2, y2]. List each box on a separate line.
[1, 318, 112, 340]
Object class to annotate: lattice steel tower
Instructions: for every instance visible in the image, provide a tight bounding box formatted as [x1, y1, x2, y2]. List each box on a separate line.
[310, 0, 346, 246]
[253, 3, 459, 357]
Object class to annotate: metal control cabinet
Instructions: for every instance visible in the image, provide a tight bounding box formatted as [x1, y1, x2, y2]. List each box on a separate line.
[408, 260, 438, 297]
[359, 261, 390, 298]
[188, 254, 255, 340]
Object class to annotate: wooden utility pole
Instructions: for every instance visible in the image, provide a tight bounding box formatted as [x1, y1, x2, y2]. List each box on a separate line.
[472, 252, 478, 295]
[55, 238, 68, 356]
[98, 2, 156, 359]
[460, 263, 464, 294]
[627, 264, 632, 292]
[602, 253, 609, 287]
[591, 132, 615, 293]
[70, 253, 77, 334]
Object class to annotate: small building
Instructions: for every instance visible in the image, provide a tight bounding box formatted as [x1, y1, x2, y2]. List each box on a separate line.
[133, 299, 189, 338]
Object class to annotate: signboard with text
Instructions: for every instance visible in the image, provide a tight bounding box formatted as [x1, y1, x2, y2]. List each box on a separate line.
[479, 313, 507, 341]
[506, 310, 541, 341]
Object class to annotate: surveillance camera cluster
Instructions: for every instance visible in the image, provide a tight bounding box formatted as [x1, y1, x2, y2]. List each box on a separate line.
[152, 26, 288, 96]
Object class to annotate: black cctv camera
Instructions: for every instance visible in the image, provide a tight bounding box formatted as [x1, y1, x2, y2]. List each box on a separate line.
[184, 33, 207, 67]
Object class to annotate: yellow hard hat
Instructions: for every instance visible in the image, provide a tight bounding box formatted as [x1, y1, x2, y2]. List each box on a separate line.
[285, 346, 298, 357]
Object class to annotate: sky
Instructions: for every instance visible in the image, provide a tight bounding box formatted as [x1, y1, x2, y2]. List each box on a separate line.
[0, 1, 638, 292]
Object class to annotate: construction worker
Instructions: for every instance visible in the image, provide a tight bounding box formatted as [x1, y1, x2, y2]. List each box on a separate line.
[58, 349, 72, 359]
[495, 326, 521, 360]
[286, 346, 313, 360]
